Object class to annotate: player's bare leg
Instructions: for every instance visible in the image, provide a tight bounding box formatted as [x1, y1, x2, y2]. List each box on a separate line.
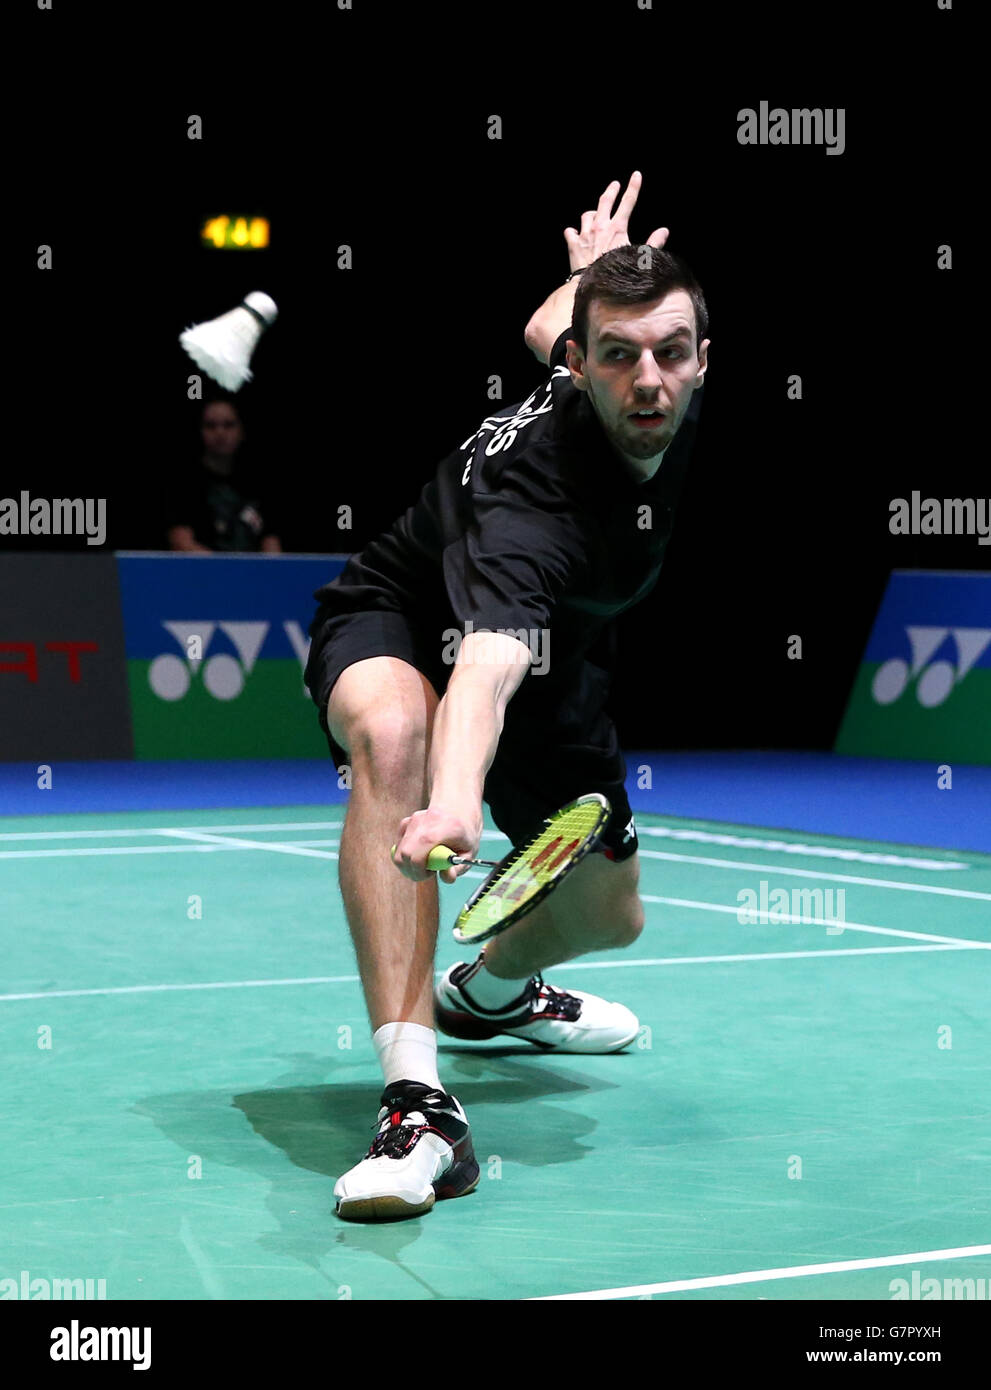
[329, 656, 480, 1222]
[328, 657, 442, 1032]
[435, 849, 643, 1052]
[479, 850, 644, 979]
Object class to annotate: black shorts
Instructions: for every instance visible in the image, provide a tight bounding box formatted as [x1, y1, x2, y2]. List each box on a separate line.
[304, 606, 639, 863]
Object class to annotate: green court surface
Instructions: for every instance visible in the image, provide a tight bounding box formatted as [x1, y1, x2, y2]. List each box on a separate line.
[1, 805, 989, 1302]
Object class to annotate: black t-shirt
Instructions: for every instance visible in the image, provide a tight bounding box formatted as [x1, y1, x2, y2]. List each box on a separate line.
[165, 461, 278, 552]
[311, 328, 702, 726]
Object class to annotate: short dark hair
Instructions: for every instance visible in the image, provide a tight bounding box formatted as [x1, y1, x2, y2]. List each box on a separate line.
[571, 244, 709, 359]
[200, 394, 244, 423]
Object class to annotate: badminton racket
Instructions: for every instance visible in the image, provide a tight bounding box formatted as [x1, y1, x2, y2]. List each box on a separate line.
[391, 792, 612, 944]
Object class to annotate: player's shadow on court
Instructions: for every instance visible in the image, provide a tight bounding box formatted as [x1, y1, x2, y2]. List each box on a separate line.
[133, 1051, 625, 1293]
[232, 1052, 618, 1179]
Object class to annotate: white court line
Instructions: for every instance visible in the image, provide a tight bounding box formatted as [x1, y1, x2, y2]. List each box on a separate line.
[0, 821, 344, 841]
[5, 828, 984, 950]
[639, 849, 991, 902]
[2, 823, 985, 906]
[3, 828, 980, 948]
[0, 820, 516, 842]
[554, 944, 985, 967]
[639, 825, 971, 871]
[530, 1242, 991, 1300]
[0, 975, 363, 1002]
[4, 828, 987, 949]
[2, 820, 970, 870]
[179, 1214, 226, 1301]
[158, 828, 338, 861]
[0, 845, 233, 860]
[642, 895, 991, 949]
[1, 943, 985, 1004]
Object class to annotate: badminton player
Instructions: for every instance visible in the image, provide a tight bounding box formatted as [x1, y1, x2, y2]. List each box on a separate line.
[305, 172, 710, 1220]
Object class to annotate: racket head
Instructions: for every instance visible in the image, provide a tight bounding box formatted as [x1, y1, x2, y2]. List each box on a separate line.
[452, 792, 612, 945]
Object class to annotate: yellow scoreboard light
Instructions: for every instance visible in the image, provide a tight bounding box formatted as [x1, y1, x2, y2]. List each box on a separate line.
[200, 215, 270, 250]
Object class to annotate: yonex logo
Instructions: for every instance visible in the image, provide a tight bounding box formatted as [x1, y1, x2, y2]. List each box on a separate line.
[871, 626, 991, 709]
[621, 816, 636, 843]
[147, 620, 311, 702]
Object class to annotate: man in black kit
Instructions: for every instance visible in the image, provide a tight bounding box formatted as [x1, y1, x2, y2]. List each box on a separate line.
[304, 172, 710, 1220]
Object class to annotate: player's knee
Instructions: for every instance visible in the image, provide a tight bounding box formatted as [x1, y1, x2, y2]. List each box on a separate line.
[346, 708, 430, 784]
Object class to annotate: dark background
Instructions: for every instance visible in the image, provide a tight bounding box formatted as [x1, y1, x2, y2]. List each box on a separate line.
[16, 5, 980, 753]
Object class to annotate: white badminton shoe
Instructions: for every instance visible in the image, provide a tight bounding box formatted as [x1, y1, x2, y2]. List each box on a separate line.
[334, 1080, 479, 1222]
[434, 955, 640, 1053]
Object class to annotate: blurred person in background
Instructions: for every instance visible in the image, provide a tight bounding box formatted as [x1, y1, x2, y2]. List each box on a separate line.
[165, 397, 283, 553]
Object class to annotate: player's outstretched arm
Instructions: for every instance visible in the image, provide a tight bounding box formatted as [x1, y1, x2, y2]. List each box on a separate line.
[524, 170, 670, 365]
[392, 631, 531, 885]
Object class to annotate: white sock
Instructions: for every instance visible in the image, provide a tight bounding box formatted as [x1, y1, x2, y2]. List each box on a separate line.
[372, 1021, 442, 1090]
[460, 950, 532, 1012]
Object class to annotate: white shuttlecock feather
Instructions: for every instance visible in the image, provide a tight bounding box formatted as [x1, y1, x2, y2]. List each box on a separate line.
[179, 291, 278, 391]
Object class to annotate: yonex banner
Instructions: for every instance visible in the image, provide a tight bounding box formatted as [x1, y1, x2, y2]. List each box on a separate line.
[117, 554, 347, 759]
[835, 571, 991, 765]
[0, 555, 133, 761]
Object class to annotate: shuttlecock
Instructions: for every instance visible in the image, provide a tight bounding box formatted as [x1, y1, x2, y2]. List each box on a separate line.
[179, 291, 278, 391]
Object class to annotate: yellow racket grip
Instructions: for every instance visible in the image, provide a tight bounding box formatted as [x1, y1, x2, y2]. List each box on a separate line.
[389, 844, 457, 872]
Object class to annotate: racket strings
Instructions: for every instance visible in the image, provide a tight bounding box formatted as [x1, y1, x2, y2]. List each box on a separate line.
[475, 801, 609, 915]
[454, 794, 612, 943]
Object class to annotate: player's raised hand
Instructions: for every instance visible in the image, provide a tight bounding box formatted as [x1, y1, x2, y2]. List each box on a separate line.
[563, 171, 670, 273]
